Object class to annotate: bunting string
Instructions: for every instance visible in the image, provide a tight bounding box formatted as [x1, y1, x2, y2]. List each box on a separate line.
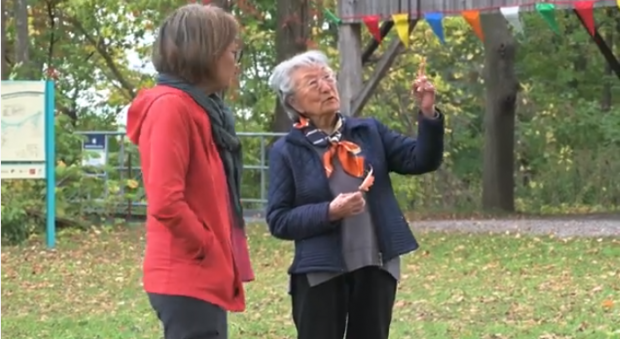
[335, 0, 616, 20]
[326, 0, 617, 46]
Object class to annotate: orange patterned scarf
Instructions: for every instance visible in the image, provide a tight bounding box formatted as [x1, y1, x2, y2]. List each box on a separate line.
[294, 114, 374, 190]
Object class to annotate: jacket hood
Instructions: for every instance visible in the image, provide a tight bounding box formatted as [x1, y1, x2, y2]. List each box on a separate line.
[127, 87, 168, 145]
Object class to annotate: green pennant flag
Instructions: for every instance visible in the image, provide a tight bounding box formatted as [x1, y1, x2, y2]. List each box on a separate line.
[324, 8, 342, 25]
[536, 3, 560, 34]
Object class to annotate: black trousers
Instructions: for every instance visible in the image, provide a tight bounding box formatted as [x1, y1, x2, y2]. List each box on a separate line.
[291, 266, 397, 339]
[148, 293, 228, 339]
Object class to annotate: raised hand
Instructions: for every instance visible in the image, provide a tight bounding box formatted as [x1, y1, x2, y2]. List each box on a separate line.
[411, 58, 436, 117]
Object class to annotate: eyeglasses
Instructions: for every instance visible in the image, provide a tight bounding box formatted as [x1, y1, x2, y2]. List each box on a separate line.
[234, 49, 243, 65]
[302, 72, 336, 90]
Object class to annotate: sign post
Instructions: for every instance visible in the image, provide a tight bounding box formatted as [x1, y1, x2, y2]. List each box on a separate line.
[1, 81, 56, 248]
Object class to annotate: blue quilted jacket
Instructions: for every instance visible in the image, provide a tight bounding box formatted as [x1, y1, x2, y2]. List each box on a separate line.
[265, 114, 445, 274]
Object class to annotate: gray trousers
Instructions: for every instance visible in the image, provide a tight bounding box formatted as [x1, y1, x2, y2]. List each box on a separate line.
[148, 293, 228, 339]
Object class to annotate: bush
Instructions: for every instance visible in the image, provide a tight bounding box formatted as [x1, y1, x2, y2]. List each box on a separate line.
[1, 115, 134, 244]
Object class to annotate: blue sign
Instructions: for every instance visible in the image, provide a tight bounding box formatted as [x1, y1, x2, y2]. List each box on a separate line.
[82, 134, 107, 150]
[82, 133, 108, 168]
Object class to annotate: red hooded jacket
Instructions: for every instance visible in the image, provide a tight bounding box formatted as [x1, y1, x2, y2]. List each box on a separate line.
[127, 85, 252, 312]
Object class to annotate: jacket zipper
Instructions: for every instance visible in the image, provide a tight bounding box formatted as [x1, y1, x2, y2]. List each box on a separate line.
[288, 138, 347, 272]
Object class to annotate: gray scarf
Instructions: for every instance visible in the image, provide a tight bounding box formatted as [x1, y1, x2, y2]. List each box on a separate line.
[157, 74, 244, 228]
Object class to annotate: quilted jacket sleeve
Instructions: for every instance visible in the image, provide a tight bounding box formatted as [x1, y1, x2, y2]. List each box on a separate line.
[265, 141, 339, 241]
[374, 111, 445, 175]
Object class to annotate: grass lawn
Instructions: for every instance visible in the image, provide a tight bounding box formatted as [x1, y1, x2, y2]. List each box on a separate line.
[1, 225, 619, 339]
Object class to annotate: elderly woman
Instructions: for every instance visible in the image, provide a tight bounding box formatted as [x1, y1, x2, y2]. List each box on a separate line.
[266, 50, 444, 339]
[126, 4, 253, 339]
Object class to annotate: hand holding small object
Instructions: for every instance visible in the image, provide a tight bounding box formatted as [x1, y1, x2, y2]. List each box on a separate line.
[328, 192, 366, 220]
[411, 58, 436, 117]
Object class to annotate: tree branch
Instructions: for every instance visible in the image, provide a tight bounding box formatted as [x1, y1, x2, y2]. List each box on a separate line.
[65, 15, 137, 99]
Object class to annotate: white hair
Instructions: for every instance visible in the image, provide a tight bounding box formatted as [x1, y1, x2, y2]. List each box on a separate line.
[268, 50, 333, 121]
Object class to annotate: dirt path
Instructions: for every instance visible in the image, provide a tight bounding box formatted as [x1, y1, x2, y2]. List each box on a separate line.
[245, 213, 620, 238]
[412, 217, 620, 238]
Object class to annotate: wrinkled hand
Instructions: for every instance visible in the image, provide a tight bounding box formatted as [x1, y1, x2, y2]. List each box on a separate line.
[411, 58, 436, 118]
[328, 192, 366, 220]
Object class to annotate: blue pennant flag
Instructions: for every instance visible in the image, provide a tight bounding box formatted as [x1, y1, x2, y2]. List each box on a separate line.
[424, 12, 446, 44]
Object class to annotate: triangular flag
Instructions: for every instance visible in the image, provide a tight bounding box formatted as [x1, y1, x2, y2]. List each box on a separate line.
[536, 3, 560, 35]
[363, 15, 382, 43]
[575, 1, 595, 36]
[392, 13, 410, 47]
[323, 8, 342, 25]
[462, 10, 484, 42]
[424, 12, 445, 44]
[500, 6, 525, 36]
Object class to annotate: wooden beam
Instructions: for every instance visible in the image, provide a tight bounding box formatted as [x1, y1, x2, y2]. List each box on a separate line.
[573, 9, 620, 80]
[337, 0, 363, 116]
[481, 12, 518, 212]
[361, 21, 394, 65]
[351, 20, 419, 117]
[338, 23, 363, 116]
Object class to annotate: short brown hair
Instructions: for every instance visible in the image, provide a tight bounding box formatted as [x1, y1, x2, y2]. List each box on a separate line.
[152, 4, 238, 84]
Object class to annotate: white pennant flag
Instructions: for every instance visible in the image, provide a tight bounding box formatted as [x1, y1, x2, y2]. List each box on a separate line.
[500, 6, 524, 36]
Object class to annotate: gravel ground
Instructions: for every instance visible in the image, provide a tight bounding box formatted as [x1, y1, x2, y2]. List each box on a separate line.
[245, 213, 620, 238]
[412, 217, 620, 238]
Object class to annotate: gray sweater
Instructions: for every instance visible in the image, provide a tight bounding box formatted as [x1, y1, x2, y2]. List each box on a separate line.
[306, 146, 400, 287]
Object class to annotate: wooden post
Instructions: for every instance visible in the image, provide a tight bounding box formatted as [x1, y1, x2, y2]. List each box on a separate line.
[481, 12, 519, 212]
[337, 0, 363, 116]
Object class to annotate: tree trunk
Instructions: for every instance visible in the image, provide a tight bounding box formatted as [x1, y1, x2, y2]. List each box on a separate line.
[211, 0, 233, 100]
[1, 0, 8, 79]
[481, 13, 519, 212]
[270, 0, 310, 132]
[14, 0, 30, 77]
[210, 0, 232, 10]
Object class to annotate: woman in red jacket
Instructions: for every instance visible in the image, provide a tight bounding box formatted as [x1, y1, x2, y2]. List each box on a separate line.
[126, 4, 253, 339]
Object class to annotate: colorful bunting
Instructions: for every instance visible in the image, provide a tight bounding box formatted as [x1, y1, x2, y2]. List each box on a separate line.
[308, 2, 612, 48]
[500, 6, 525, 36]
[392, 13, 410, 47]
[363, 15, 382, 43]
[462, 10, 484, 42]
[536, 3, 561, 34]
[323, 8, 342, 25]
[424, 12, 446, 44]
[575, 1, 595, 36]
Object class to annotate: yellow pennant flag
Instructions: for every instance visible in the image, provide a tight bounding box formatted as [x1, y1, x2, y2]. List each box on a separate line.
[392, 13, 410, 47]
[617, 0, 620, 9]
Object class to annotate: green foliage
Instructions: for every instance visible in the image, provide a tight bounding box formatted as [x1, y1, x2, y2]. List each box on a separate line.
[365, 13, 620, 214]
[1, 116, 133, 244]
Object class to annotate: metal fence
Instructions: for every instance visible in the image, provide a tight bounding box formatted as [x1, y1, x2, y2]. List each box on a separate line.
[75, 131, 286, 219]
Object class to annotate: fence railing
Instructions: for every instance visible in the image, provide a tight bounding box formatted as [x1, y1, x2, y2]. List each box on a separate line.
[75, 131, 286, 219]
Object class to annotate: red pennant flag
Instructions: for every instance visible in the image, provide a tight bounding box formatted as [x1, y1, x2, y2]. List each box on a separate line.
[362, 15, 382, 43]
[575, 1, 595, 36]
